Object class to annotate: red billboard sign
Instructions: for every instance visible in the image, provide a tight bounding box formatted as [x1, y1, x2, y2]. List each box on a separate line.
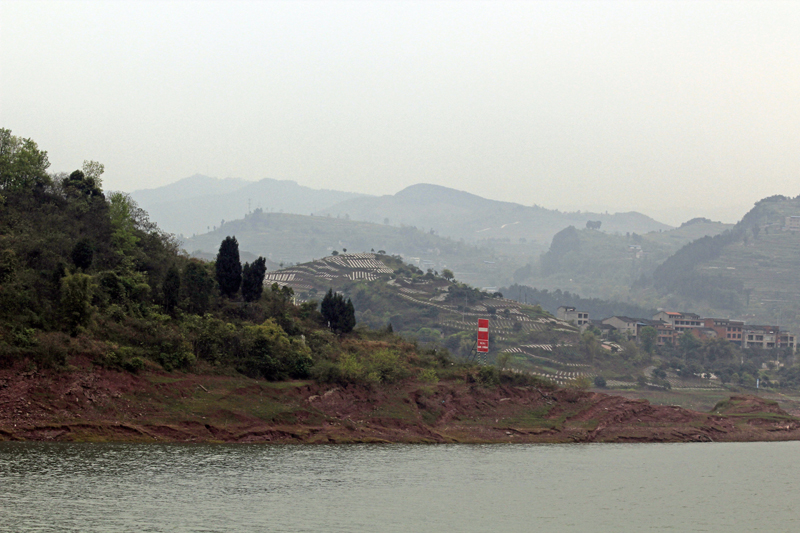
[477, 318, 489, 353]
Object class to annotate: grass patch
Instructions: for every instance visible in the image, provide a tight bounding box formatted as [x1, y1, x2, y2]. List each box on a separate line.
[507, 405, 556, 429]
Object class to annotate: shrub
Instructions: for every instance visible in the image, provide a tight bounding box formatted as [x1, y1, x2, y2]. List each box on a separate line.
[477, 365, 500, 387]
[419, 368, 439, 383]
[124, 356, 145, 373]
[239, 319, 312, 380]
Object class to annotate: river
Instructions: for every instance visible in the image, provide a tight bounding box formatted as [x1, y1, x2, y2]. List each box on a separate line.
[1, 441, 797, 532]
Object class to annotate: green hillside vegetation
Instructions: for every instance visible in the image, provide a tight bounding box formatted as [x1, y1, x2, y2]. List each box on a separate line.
[501, 284, 657, 320]
[0, 128, 508, 387]
[649, 195, 800, 329]
[508, 219, 727, 301]
[257, 253, 668, 386]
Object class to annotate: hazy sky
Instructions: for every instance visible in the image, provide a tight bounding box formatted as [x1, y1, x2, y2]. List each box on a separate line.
[3, 1, 799, 225]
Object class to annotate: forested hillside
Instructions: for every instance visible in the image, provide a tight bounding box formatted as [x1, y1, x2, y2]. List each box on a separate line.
[0, 129, 451, 385]
[647, 195, 800, 328]
[501, 284, 657, 320]
[510, 218, 731, 301]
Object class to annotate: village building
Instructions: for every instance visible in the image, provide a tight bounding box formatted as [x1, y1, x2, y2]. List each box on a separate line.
[557, 306, 590, 326]
[779, 332, 796, 350]
[703, 318, 744, 346]
[595, 310, 795, 352]
[601, 316, 640, 339]
[743, 325, 780, 349]
[652, 311, 703, 333]
[639, 319, 678, 346]
[784, 216, 800, 231]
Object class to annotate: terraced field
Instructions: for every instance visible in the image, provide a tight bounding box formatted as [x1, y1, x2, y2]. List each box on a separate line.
[261, 253, 593, 385]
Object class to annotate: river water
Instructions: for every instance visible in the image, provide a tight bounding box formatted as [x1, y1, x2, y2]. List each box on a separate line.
[1, 441, 797, 532]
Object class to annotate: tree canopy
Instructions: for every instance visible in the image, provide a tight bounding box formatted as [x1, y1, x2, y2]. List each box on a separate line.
[321, 289, 356, 334]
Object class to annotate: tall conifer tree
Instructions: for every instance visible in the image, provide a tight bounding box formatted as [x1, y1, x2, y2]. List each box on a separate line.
[242, 257, 267, 302]
[215, 236, 242, 298]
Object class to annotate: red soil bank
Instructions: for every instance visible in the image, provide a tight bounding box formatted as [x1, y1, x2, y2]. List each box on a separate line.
[2, 363, 798, 444]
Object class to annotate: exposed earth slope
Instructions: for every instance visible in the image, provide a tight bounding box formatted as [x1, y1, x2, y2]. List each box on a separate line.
[2, 363, 797, 444]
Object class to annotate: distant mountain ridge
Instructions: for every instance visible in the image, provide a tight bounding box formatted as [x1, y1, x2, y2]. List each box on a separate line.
[129, 175, 368, 236]
[321, 183, 671, 244]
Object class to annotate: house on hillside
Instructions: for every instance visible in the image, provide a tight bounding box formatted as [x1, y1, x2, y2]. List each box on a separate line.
[640, 319, 677, 346]
[743, 325, 779, 349]
[586, 319, 617, 338]
[601, 316, 640, 339]
[779, 332, 796, 351]
[652, 311, 703, 333]
[784, 216, 800, 231]
[557, 306, 589, 326]
[703, 318, 744, 346]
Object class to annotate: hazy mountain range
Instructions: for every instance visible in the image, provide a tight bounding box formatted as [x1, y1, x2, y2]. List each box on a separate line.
[322, 183, 670, 244]
[130, 175, 366, 237]
[131, 175, 671, 243]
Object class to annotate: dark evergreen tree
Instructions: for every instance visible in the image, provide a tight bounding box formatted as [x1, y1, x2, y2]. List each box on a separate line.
[182, 261, 213, 314]
[71, 238, 94, 271]
[241, 256, 267, 302]
[320, 288, 356, 334]
[163, 264, 181, 315]
[215, 236, 241, 298]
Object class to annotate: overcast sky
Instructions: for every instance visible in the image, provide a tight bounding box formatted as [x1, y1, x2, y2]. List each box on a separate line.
[2, 0, 799, 225]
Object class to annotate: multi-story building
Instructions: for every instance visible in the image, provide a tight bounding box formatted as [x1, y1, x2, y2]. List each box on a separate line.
[779, 332, 796, 350]
[703, 318, 744, 346]
[743, 325, 780, 349]
[557, 306, 589, 326]
[640, 319, 677, 346]
[784, 216, 800, 231]
[601, 316, 640, 339]
[599, 310, 795, 352]
[652, 311, 703, 333]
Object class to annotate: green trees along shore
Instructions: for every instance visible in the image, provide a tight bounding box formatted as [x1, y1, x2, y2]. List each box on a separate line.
[0, 127, 457, 384]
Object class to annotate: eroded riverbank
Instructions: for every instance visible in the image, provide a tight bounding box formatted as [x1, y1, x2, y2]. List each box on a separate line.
[2, 363, 799, 444]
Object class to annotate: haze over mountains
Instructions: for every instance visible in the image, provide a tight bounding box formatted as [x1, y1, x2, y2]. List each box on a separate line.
[131, 175, 670, 243]
[322, 183, 670, 244]
[130, 175, 365, 237]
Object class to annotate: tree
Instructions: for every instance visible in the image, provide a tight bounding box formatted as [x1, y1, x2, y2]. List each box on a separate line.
[442, 268, 455, 281]
[497, 352, 512, 370]
[163, 265, 181, 315]
[640, 326, 658, 354]
[241, 257, 267, 302]
[61, 272, 95, 336]
[82, 160, 104, 188]
[182, 261, 214, 314]
[215, 236, 242, 297]
[0, 128, 51, 192]
[679, 331, 702, 360]
[320, 288, 356, 334]
[580, 330, 601, 362]
[71, 239, 94, 271]
[63, 169, 103, 199]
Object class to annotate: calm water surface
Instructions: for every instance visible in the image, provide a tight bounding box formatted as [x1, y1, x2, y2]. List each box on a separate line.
[1, 441, 798, 532]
